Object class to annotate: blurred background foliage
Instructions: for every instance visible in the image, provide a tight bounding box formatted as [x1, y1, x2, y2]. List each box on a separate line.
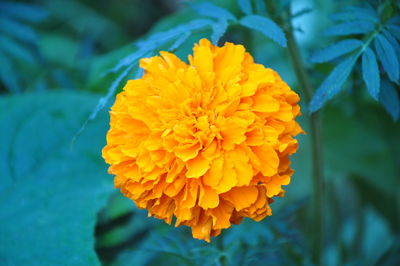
[0, 0, 399, 265]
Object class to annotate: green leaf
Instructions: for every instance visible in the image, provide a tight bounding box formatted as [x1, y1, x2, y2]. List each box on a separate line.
[0, 35, 35, 63]
[110, 19, 212, 74]
[0, 16, 38, 44]
[137, 19, 212, 50]
[309, 55, 358, 112]
[323, 21, 375, 36]
[108, 47, 150, 74]
[211, 19, 229, 45]
[239, 15, 287, 47]
[310, 39, 363, 63]
[96, 207, 149, 251]
[190, 2, 236, 21]
[0, 52, 20, 93]
[0, 2, 48, 22]
[330, 6, 378, 23]
[237, 0, 253, 15]
[75, 63, 135, 140]
[168, 31, 191, 51]
[379, 79, 400, 121]
[0, 92, 113, 265]
[374, 34, 399, 83]
[362, 48, 380, 100]
[386, 25, 400, 41]
[382, 30, 400, 65]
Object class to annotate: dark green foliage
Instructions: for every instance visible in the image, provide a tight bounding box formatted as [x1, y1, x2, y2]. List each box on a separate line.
[211, 19, 229, 44]
[254, 0, 267, 15]
[380, 79, 400, 120]
[323, 21, 375, 36]
[0, 2, 47, 93]
[239, 15, 287, 47]
[329, 5, 378, 22]
[237, 0, 253, 15]
[93, 18, 214, 122]
[362, 48, 380, 100]
[0, 0, 399, 265]
[0, 2, 47, 22]
[310, 39, 363, 63]
[0, 92, 114, 265]
[191, 2, 237, 21]
[309, 3, 400, 120]
[374, 34, 399, 82]
[309, 55, 358, 112]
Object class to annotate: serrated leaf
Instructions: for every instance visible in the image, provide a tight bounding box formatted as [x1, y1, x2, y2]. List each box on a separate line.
[310, 39, 363, 63]
[382, 30, 400, 66]
[211, 19, 228, 45]
[323, 21, 375, 36]
[237, 0, 252, 15]
[0, 17, 38, 44]
[380, 80, 400, 121]
[362, 48, 380, 100]
[0, 52, 20, 93]
[74, 64, 136, 143]
[240, 15, 286, 47]
[108, 47, 150, 74]
[386, 25, 400, 41]
[0, 92, 113, 265]
[168, 31, 191, 51]
[309, 55, 358, 112]
[109, 19, 212, 74]
[134, 68, 144, 79]
[330, 6, 378, 23]
[89, 64, 134, 124]
[374, 34, 399, 83]
[95, 64, 135, 118]
[137, 19, 212, 50]
[0, 2, 48, 22]
[191, 2, 236, 21]
[0, 35, 35, 63]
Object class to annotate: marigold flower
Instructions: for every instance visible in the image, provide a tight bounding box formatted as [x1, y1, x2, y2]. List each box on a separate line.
[102, 38, 303, 242]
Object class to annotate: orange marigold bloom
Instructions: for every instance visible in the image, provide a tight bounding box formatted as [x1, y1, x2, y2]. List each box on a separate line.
[102, 38, 303, 242]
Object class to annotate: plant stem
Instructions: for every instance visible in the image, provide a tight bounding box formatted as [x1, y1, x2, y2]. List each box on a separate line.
[285, 27, 325, 265]
[263, 1, 325, 263]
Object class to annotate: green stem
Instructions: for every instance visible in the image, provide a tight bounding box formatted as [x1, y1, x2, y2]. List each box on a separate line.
[285, 25, 325, 265]
[262, 1, 325, 263]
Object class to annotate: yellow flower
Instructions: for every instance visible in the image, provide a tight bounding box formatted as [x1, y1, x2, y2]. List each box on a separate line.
[102, 39, 303, 242]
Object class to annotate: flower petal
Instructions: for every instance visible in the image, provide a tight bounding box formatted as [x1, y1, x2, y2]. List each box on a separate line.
[199, 185, 219, 209]
[186, 154, 210, 178]
[222, 186, 258, 211]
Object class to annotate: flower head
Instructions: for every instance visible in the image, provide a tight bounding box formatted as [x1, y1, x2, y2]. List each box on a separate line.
[102, 39, 303, 242]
